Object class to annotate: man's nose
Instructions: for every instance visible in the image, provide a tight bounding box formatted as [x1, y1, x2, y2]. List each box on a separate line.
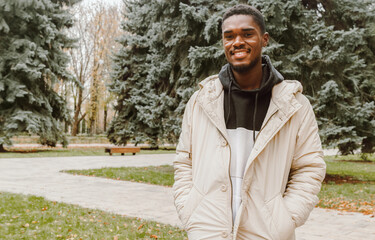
[233, 35, 245, 47]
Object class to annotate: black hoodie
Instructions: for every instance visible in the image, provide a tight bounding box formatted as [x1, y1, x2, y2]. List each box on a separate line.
[218, 55, 284, 222]
[219, 55, 284, 138]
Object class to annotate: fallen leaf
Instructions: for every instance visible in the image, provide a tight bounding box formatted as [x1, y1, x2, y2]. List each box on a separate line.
[137, 223, 144, 230]
[150, 235, 158, 239]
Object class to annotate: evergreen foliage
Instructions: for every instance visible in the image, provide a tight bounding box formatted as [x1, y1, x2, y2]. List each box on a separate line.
[109, 0, 375, 154]
[0, 0, 81, 148]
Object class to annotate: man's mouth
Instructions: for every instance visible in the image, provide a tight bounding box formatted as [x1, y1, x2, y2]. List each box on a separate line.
[230, 49, 250, 57]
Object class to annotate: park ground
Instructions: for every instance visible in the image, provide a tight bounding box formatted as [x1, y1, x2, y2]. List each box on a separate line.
[0, 145, 374, 239]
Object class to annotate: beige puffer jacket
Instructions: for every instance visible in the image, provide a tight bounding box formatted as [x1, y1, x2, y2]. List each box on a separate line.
[173, 75, 326, 240]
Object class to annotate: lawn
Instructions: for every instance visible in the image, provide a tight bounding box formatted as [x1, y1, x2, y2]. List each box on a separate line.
[0, 192, 187, 240]
[64, 165, 174, 187]
[0, 148, 175, 158]
[318, 154, 375, 215]
[64, 155, 375, 215]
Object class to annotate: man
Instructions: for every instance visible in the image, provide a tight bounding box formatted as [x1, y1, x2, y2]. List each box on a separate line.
[173, 4, 326, 240]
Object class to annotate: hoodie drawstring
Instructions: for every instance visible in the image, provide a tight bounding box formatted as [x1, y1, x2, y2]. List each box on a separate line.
[225, 79, 233, 126]
[226, 79, 259, 143]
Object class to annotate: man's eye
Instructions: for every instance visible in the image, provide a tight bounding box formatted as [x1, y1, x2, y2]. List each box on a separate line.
[244, 33, 252, 37]
[225, 35, 234, 39]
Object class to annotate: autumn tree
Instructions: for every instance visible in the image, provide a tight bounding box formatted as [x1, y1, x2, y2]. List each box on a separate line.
[67, 2, 122, 136]
[68, 3, 92, 136]
[0, 0, 81, 151]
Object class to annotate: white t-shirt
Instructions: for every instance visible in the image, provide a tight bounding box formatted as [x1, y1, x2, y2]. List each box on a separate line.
[228, 127, 258, 222]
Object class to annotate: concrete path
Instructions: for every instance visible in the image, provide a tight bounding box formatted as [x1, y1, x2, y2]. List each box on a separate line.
[0, 154, 374, 240]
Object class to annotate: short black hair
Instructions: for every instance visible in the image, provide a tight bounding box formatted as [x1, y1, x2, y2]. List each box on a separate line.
[222, 4, 266, 34]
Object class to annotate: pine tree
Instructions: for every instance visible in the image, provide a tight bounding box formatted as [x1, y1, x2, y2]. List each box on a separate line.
[108, 0, 227, 147]
[109, 0, 374, 154]
[0, 0, 81, 150]
[299, 0, 375, 154]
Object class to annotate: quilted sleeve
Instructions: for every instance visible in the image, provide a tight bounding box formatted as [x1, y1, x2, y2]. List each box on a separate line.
[172, 92, 198, 225]
[283, 94, 326, 227]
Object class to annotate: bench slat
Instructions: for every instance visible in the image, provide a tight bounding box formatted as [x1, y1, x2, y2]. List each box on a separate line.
[105, 147, 141, 156]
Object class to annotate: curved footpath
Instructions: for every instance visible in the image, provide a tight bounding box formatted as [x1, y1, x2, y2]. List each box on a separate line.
[0, 154, 373, 240]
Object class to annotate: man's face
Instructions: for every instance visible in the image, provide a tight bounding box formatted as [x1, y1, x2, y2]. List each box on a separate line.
[222, 14, 269, 73]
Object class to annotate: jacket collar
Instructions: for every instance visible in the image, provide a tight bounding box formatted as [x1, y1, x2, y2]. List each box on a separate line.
[196, 76, 303, 159]
[197, 75, 229, 140]
[197, 76, 303, 130]
[262, 80, 303, 128]
[243, 80, 303, 176]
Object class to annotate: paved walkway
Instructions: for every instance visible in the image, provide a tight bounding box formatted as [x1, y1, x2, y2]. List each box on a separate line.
[0, 154, 374, 239]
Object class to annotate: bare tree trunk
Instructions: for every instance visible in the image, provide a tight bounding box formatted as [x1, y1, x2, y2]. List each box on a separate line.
[104, 105, 107, 132]
[72, 87, 84, 136]
[89, 75, 99, 136]
[64, 121, 69, 133]
[0, 144, 6, 152]
[362, 137, 375, 153]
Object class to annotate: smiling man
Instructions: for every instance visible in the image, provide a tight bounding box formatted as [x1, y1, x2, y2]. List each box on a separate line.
[173, 4, 326, 240]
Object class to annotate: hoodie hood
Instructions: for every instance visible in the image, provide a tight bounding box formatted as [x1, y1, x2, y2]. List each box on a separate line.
[219, 55, 284, 96]
[218, 55, 284, 143]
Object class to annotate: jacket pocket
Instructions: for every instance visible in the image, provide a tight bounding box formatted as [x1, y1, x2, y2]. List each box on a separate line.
[181, 184, 204, 228]
[265, 194, 296, 240]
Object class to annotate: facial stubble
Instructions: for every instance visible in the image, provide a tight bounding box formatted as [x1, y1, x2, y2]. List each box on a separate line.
[229, 54, 260, 73]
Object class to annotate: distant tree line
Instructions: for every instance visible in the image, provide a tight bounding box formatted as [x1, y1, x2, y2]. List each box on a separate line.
[0, 0, 122, 151]
[0, 0, 374, 154]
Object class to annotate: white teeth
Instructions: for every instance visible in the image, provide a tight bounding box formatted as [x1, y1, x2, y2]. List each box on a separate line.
[234, 52, 247, 56]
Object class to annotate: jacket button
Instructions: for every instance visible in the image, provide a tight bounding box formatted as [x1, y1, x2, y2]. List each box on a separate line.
[221, 231, 228, 238]
[220, 184, 227, 192]
[221, 140, 227, 146]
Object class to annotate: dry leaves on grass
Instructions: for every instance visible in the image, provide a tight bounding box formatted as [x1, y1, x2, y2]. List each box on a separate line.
[318, 198, 375, 216]
[137, 223, 144, 230]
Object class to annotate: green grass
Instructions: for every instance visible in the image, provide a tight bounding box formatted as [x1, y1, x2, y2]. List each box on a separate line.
[318, 183, 374, 214]
[64, 165, 175, 187]
[0, 148, 175, 158]
[324, 153, 375, 163]
[319, 183, 375, 202]
[11, 135, 110, 144]
[318, 155, 375, 214]
[0, 192, 187, 240]
[64, 155, 375, 215]
[325, 160, 375, 181]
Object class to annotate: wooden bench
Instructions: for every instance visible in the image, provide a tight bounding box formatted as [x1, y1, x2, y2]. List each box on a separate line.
[105, 146, 141, 156]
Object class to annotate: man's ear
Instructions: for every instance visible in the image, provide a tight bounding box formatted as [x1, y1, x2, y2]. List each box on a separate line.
[262, 32, 269, 47]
